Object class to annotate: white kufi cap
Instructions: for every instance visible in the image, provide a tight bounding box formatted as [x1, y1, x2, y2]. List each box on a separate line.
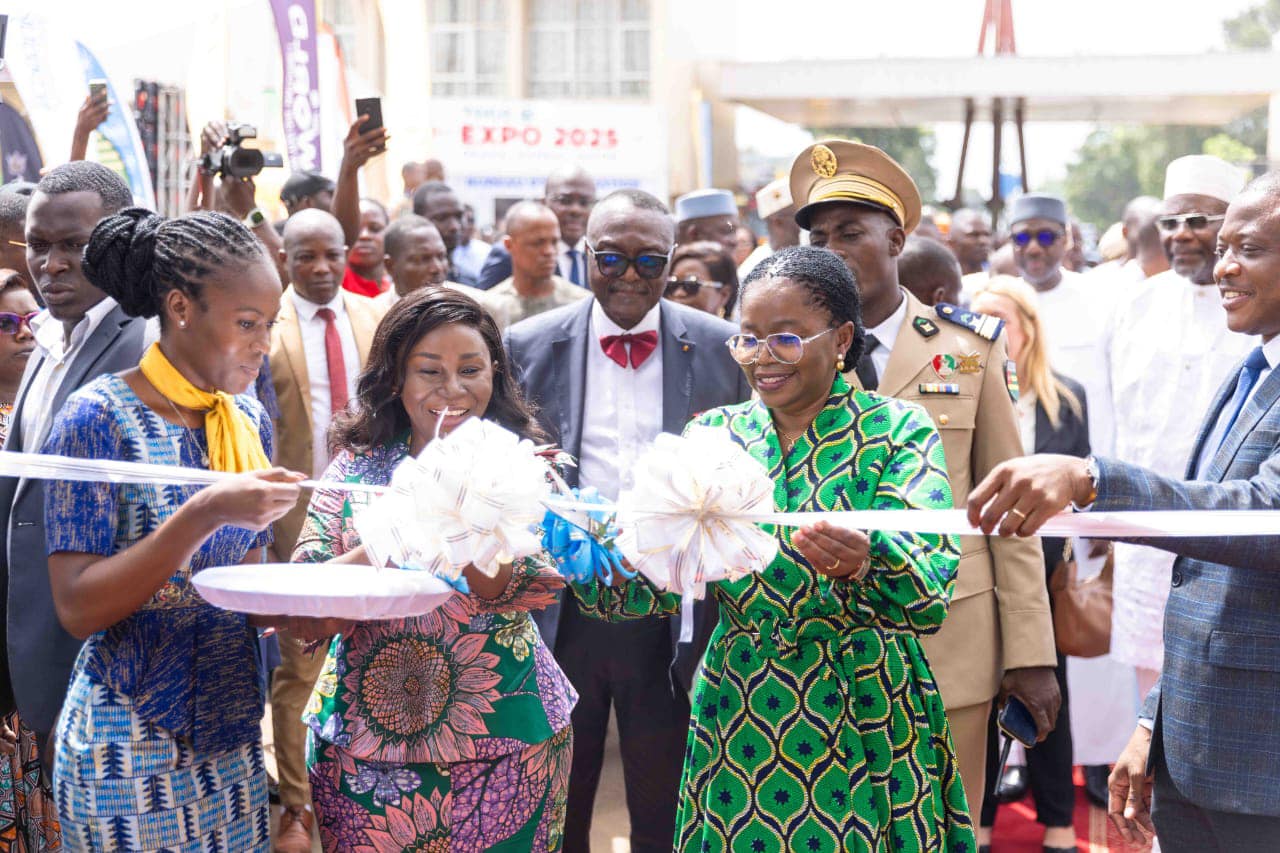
[754, 178, 792, 220]
[1163, 155, 1245, 204]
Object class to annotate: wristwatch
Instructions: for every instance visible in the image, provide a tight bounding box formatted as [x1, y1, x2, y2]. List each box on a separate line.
[243, 207, 267, 229]
[1072, 455, 1100, 511]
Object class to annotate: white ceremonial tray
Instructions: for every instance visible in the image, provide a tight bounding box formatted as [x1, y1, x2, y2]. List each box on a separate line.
[193, 563, 455, 620]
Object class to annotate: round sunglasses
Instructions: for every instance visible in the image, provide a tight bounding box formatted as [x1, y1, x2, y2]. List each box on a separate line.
[586, 243, 670, 280]
[1010, 228, 1064, 249]
[0, 311, 38, 336]
[725, 328, 835, 365]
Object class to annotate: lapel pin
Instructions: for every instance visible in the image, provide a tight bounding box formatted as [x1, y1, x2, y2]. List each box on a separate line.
[957, 353, 982, 374]
[931, 354, 956, 379]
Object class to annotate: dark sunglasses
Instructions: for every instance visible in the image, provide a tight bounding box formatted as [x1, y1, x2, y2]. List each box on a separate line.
[1157, 213, 1225, 233]
[0, 312, 38, 336]
[586, 244, 669, 280]
[664, 277, 724, 297]
[1011, 228, 1063, 248]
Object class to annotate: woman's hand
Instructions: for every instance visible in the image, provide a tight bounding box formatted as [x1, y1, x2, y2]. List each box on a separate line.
[793, 521, 871, 581]
[194, 468, 306, 531]
[0, 719, 17, 757]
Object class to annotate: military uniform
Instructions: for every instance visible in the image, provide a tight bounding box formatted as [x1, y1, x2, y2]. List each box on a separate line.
[790, 140, 1057, 817]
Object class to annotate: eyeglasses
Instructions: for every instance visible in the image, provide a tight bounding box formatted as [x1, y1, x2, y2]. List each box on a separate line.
[726, 328, 835, 365]
[0, 311, 38, 336]
[586, 244, 670, 280]
[1011, 228, 1063, 248]
[1157, 213, 1225, 233]
[664, 277, 724, 298]
[548, 193, 596, 208]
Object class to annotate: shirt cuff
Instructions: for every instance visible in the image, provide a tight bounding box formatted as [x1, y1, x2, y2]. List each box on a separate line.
[1137, 717, 1154, 732]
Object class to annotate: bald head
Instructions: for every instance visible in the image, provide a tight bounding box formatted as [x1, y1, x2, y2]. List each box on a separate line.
[505, 201, 559, 236]
[280, 209, 346, 305]
[947, 207, 993, 274]
[545, 165, 596, 246]
[586, 190, 674, 245]
[899, 235, 963, 306]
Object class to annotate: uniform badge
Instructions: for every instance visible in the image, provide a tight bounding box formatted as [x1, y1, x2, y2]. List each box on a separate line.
[913, 317, 939, 338]
[1004, 359, 1020, 402]
[931, 354, 957, 378]
[918, 382, 960, 395]
[957, 353, 982, 374]
[811, 144, 838, 178]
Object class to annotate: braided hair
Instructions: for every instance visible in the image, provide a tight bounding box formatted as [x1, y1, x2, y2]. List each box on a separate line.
[82, 208, 269, 323]
[741, 244, 865, 365]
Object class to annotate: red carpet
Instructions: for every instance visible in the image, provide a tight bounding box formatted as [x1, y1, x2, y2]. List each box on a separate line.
[988, 767, 1134, 852]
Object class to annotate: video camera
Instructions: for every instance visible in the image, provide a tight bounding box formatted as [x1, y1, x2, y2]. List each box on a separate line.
[199, 123, 284, 180]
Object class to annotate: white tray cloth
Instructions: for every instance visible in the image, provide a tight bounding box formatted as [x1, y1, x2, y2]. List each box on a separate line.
[192, 563, 455, 620]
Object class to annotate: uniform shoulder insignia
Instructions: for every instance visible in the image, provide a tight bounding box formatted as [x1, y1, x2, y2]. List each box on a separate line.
[912, 316, 939, 338]
[935, 302, 1004, 341]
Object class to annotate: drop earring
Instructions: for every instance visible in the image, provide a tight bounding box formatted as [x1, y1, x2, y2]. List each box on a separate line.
[836, 357, 845, 372]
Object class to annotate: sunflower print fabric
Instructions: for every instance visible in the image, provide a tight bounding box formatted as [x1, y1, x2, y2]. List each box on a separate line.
[292, 437, 578, 850]
[574, 374, 976, 852]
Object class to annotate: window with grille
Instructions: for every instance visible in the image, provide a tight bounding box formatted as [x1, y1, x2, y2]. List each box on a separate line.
[527, 0, 650, 99]
[429, 0, 510, 96]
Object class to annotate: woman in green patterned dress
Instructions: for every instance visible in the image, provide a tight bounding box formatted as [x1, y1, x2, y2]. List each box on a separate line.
[574, 246, 975, 852]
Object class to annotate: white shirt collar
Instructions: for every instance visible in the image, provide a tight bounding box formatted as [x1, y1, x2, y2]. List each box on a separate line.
[559, 237, 586, 256]
[591, 298, 661, 337]
[32, 296, 119, 362]
[290, 287, 346, 323]
[1260, 335, 1280, 370]
[866, 289, 909, 350]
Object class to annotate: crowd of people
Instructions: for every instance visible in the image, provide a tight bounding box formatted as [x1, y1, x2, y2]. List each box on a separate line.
[0, 95, 1273, 853]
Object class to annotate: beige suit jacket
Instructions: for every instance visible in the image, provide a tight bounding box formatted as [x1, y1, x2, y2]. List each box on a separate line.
[848, 289, 1056, 709]
[270, 287, 386, 557]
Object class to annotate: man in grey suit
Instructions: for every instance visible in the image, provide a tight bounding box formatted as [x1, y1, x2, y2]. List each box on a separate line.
[0, 162, 144, 772]
[965, 171, 1280, 851]
[504, 188, 750, 852]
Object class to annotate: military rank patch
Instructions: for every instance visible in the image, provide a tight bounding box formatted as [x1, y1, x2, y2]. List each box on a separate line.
[936, 302, 1004, 340]
[918, 382, 960, 395]
[1004, 359, 1020, 402]
[913, 316, 940, 338]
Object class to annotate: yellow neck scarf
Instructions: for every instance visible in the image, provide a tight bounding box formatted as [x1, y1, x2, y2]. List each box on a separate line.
[138, 342, 270, 473]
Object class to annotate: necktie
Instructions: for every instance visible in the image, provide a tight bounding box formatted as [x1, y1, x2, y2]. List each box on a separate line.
[855, 334, 881, 391]
[566, 247, 583, 287]
[1215, 346, 1270, 451]
[316, 307, 350, 415]
[600, 331, 658, 369]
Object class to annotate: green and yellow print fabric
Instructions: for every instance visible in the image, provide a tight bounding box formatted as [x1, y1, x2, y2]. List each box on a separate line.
[573, 374, 975, 853]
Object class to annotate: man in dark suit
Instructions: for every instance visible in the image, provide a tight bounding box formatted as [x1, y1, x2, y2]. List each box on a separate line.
[967, 171, 1280, 852]
[478, 165, 596, 289]
[0, 161, 145, 781]
[504, 188, 749, 852]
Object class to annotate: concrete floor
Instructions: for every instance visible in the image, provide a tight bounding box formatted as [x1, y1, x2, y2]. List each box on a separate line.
[262, 704, 632, 852]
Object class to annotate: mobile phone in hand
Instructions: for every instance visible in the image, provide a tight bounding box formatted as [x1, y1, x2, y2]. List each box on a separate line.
[355, 97, 383, 136]
[997, 694, 1039, 749]
[88, 79, 108, 102]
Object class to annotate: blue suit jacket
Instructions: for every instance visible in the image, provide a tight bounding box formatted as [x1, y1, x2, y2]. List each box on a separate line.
[1094, 351, 1280, 816]
[503, 297, 751, 690]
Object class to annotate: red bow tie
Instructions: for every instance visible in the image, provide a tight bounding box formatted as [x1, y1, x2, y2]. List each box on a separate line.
[600, 331, 658, 369]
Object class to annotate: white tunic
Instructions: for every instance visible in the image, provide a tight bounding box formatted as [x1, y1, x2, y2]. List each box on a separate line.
[1105, 269, 1256, 671]
[1030, 269, 1115, 456]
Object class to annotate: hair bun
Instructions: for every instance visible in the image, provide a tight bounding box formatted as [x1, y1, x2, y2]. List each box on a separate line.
[82, 206, 166, 318]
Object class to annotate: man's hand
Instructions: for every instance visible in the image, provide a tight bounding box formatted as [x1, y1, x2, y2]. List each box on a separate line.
[1108, 725, 1155, 845]
[339, 116, 389, 175]
[1000, 666, 1062, 742]
[219, 175, 258, 220]
[967, 454, 1094, 537]
[201, 120, 230, 156]
[70, 92, 111, 161]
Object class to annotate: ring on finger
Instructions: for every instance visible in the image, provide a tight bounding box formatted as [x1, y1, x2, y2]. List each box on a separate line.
[1007, 508, 1027, 521]
[825, 558, 841, 574]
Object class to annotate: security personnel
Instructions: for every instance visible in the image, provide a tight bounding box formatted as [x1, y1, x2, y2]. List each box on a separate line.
[789, 139, 1059, 819]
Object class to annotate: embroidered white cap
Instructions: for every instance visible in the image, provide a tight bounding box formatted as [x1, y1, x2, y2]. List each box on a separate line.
[1163, 154, 1246, 204]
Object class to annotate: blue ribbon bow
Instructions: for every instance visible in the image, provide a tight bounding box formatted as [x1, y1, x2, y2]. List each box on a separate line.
[541, 487, 635, 584]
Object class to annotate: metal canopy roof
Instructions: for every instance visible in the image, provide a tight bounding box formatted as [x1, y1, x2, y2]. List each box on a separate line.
[713, 52, 1280, 126]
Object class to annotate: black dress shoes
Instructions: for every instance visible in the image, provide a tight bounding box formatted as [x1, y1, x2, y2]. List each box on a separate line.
[994, 764, 1030, 803]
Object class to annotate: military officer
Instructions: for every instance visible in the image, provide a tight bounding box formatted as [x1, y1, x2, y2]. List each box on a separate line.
[789, 139, 1060, 819]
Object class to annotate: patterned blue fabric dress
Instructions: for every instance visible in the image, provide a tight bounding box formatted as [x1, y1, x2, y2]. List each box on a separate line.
[44, 374, 273, 852]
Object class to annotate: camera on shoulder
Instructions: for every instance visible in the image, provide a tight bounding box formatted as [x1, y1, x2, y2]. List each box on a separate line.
[200, 123, 284, 180]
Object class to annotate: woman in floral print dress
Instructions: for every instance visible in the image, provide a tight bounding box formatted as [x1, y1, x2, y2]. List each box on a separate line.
[292, 287, 576, 852]
[574, 248, 975, 852]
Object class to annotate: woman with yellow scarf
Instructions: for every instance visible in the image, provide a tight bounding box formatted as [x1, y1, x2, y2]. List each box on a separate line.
[42, 208, 303, 852]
